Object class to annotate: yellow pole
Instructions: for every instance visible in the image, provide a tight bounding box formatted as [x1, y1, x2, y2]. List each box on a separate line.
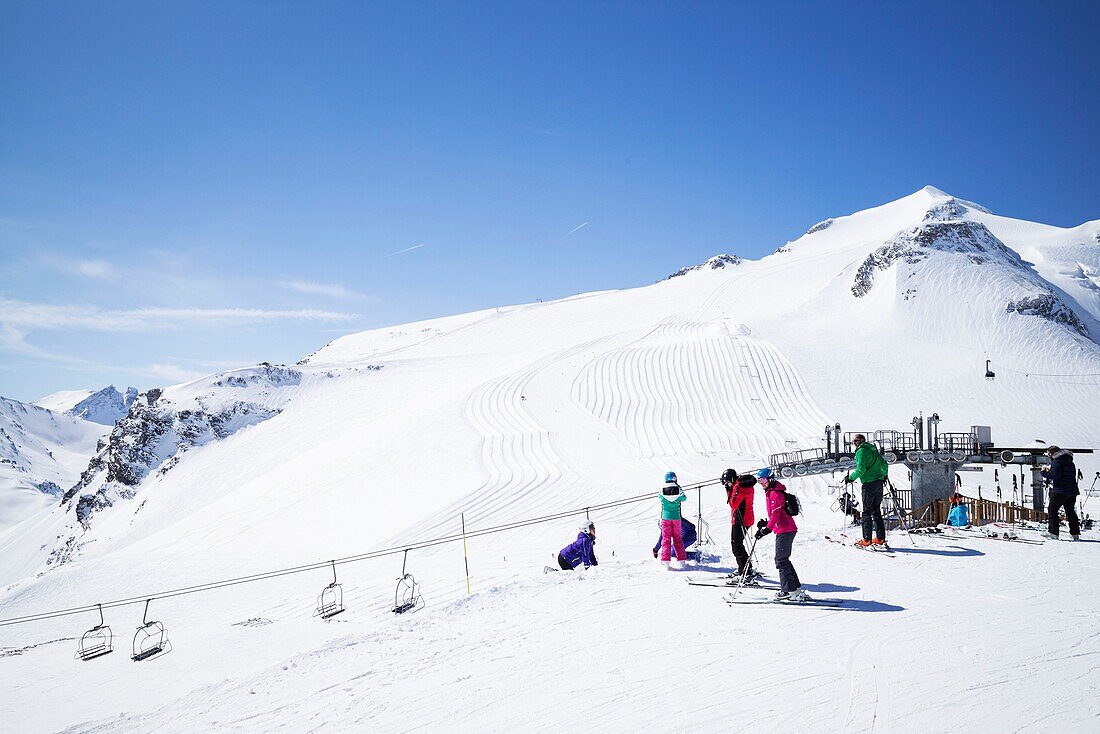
[461, 513, 471, 595]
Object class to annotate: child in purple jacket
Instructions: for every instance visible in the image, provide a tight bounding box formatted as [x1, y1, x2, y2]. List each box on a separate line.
[556, 521, 598, 570]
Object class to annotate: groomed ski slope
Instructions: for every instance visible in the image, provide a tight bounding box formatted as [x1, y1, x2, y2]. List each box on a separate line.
[2, 187, 1099, 732]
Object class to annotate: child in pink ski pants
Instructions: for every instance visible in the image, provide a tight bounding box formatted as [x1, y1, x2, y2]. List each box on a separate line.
[659, 519, 687, 562]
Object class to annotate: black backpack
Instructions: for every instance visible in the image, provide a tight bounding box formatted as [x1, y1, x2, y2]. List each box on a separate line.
[784, 491, 801, 516]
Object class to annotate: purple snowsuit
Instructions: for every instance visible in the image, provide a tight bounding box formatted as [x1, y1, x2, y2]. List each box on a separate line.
[559, 532, 598, 569]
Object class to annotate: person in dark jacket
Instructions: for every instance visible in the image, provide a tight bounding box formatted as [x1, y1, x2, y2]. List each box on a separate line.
[653, 516, 699, 560]
[556, 521, 599, 569]
[1044, 446, 1081, 540]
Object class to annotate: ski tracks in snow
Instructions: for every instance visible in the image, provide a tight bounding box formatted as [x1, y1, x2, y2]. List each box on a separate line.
[571, 317, 828, 462]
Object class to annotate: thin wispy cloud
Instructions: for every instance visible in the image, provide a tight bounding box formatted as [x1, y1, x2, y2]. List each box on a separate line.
[278, 279, 363, 299]
[0, 297, 358, 334]
[141, 363, 207, 383]
[566, 222, 589, 236]
[75, 260, 116, 279]
[387, 243, 427, 256]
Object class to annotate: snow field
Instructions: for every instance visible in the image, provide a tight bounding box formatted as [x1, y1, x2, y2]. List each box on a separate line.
[2, 186, 1099, 731]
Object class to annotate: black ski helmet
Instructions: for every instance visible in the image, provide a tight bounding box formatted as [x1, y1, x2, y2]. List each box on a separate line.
[721, 468, 738, 486]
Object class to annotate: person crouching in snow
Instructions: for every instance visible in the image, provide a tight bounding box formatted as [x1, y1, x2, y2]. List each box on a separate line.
[653, 516, 699, 561]
[556, 521, 598, 570]
[754, 468, 806, 602]
[658, 471, 689, 566]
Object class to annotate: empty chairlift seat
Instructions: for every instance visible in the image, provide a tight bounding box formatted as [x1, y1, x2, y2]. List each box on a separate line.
[131, 600, 171, 662]
[75, 604, 114, 662]
[314, 560, 346, 620]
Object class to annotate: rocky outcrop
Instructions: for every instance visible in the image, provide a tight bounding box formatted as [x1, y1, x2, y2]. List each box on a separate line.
[666, 254, 743, 279]
[852, 221, 1025, 298]
[68, 386, 139, 426]
[60, 387, 279, 533]
[214, 362, 301, 388]
[1006, 293, 1087, 336]
[804, 218, 834, 236]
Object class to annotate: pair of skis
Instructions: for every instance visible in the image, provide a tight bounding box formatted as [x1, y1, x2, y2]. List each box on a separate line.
[940, 527, 1045, 545]
[824, 533, 896, 556]
[686, 576, 847, 607]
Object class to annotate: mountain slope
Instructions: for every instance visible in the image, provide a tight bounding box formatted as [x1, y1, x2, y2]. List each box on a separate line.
[0, 398, 105, 533]
[1, 186, 1098, 733]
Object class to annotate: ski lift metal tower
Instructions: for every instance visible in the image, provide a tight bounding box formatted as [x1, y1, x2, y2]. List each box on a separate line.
[314, 560, 346, 620]
[75, 603, 113, 661]
[769, 414, 1093, 515]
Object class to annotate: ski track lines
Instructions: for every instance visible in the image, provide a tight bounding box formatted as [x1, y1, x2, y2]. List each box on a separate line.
[407, 336, 619, 543]
[572, 322, 828, 461]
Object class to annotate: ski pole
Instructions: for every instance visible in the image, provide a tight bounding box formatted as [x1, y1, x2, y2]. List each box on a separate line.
[886, 478, 916, 546]
[1081, 471, 1100, 515]
[730, 529, 765, 601]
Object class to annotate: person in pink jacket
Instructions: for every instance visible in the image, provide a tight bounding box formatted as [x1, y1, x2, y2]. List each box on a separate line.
[753, 468, 806, 602]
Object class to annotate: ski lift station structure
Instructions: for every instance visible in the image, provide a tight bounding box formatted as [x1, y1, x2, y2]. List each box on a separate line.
[768, 412, 1094, 512]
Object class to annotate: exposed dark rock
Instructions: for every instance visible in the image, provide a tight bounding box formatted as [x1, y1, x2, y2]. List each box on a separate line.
[60, 389, 280, 532]
[666, 254, 743, 279]
[852, 221, 1024, 298]
[213, 363, 301, 388]
[804, 218, 834, 236]
[1006, 293, 1087, 336]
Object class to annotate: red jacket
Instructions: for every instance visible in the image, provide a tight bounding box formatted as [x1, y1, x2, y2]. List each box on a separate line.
[763, 479, 797, 534]
[727, 485, 755, 527]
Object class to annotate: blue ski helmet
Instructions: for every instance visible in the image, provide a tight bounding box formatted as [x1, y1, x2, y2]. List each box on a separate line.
[756, 467, 774, 479]
[664, 471, 678, 484]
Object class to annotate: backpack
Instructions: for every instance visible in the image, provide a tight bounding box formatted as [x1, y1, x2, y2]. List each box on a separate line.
[783, 491, 801, 516]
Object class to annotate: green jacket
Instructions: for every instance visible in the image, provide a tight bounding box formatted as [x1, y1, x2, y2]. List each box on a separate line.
[848, 442, 889, 483]
[660, 491, 687, 520]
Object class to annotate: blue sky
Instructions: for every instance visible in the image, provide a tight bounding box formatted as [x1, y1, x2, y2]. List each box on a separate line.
[2, 1, 1098, 402]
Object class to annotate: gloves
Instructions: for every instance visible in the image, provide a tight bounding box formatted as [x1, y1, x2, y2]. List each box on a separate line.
[755, 519, 771, 539]
[844, 476, 854, 485]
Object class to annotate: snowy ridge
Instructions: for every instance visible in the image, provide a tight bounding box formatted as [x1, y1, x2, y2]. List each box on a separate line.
[2, 187, 1099, 733]
[0, 398, 104, 533]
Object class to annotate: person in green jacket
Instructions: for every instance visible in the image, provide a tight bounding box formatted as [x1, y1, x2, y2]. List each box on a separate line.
[844, 434, 890, 547]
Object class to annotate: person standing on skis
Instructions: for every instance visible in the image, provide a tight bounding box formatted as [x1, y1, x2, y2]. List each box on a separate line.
[658, 471, 689, 566]
[1044, 446, 1081, 540]
[844, 434, 889, 548]
[721, 468, 755, 579]
[753, 468, 805, 601]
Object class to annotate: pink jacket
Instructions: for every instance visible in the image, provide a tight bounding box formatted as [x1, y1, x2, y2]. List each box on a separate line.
[763, 480, 797, 534]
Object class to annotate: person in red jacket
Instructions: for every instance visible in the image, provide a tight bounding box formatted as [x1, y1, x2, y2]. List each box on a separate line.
[721, 468, 755, 579]
[754, 467, 806, 602]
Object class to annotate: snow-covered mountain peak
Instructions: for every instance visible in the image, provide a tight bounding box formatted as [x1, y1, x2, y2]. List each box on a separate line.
[666, 253, 743, 279]
[69, 385, 138, 425]
[34, 385, 138, 426]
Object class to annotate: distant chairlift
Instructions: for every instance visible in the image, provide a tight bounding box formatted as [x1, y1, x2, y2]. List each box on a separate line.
[131, 599, 171, 662]
[392, 550, 424, 615]
[76, 603, 114, 661]
[314, 560, 346, 620]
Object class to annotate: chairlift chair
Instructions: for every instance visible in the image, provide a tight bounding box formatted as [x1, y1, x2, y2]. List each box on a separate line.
[75, 604, 113, 661]
[314, 560, 346, 620]
[131, 599, 171, 662]
[392, 549, 424, 615]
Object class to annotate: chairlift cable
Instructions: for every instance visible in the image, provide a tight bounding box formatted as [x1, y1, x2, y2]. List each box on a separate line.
[0, 478, 727, 629]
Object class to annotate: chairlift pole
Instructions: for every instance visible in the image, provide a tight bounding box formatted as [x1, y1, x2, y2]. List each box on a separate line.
[460, 513, 471, 595]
